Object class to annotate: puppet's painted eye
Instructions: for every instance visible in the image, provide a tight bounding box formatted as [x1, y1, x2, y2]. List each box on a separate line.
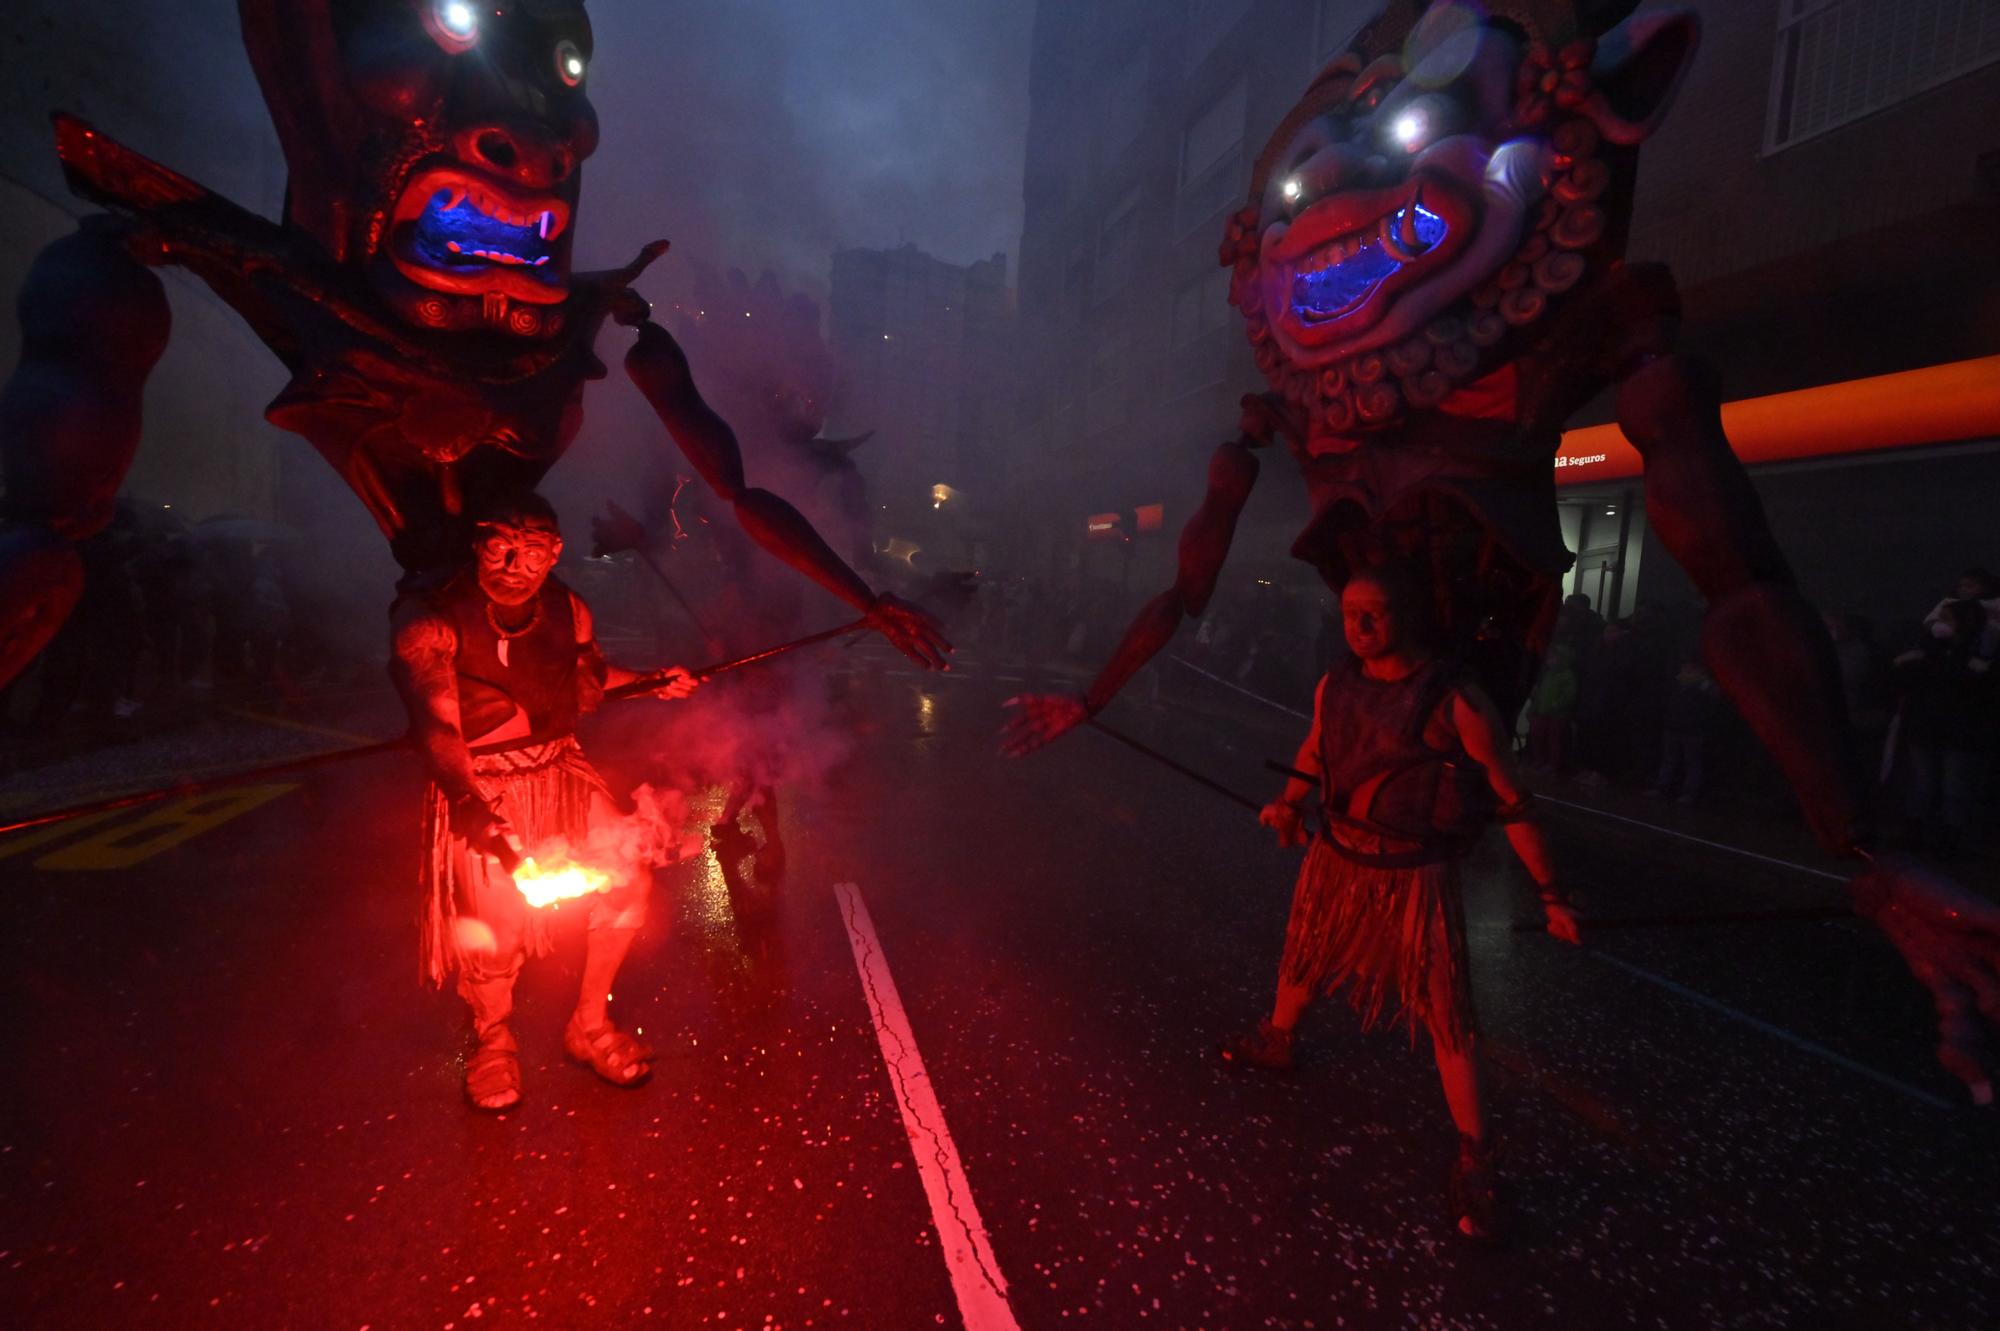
[429, 0, 480, 51]
[555, 39, 587, 87]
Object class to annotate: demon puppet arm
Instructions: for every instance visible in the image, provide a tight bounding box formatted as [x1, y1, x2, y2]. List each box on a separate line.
[1000, 393, 1290, 748]
[1006, 0, 2000, 1102]
[620, 316, 949, 669]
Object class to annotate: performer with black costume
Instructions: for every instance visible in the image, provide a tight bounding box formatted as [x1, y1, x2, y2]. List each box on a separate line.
[390, 492, 699, 1112]
[1222, 564, 1580, 1241]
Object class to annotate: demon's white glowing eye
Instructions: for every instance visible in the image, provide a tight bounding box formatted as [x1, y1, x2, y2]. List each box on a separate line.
[1391, 108, 1428, 149]
[438, 1, 477, 39]
[555, 38, 587, 87]
[1282, 176, 1303, 202]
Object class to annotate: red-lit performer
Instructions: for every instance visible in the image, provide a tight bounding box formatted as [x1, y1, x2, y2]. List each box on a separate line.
[1221, 564, 1579, 1241]
[391, 492, 699, 1112]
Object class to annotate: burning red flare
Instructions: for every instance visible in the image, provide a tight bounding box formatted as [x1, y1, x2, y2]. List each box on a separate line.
[512, 854, 613, 908]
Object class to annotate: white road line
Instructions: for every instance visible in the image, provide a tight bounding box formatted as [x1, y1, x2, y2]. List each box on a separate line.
[1537, 794, 1847, 882]
[1167, 656, 1313, 719]
[1577, 947, 1957, 1110]
[835, 882, 1020, 1330]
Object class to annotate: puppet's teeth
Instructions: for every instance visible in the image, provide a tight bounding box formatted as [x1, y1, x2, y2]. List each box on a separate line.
[1399, 204, 1421, 249]
[539, 211, 552, 239]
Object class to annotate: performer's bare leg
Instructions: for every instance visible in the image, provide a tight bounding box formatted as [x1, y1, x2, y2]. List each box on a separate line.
[566, 792, 655, 1085]
[458, 846, 529, 1112]
[1431, 1036, 1487, 1143]
[1269, 981, 1311, 1034]
[574, 926, 636, 1034]
[1432, 1022, 1497, 1240]
[459, 967, 524, 1111]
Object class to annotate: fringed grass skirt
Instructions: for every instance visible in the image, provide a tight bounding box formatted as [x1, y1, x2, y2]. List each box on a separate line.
[419, 737, 611, 986]
[1278, 835, 1476, 1052]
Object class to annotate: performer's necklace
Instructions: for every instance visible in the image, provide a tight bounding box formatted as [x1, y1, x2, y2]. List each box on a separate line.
[486, 599, 542, 666]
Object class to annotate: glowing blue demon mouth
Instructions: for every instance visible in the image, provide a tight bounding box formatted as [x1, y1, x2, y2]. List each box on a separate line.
[1290, 204, 1447, 322]
[407, 189, 559, 276]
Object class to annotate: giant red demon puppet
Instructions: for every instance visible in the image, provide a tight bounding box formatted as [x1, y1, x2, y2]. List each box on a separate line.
[0, 0, 948, 692]
[1005, 0, 2000, 1102]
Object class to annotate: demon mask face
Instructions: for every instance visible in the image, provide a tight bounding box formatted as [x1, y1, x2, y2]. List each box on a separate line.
[242, 1, 601, 340]
[1222, 0, 1696, 432]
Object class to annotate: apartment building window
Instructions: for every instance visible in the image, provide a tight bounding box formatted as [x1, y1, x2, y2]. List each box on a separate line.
[1314, 0, 1374, 69]
[1765, 0, 2000, 153]
[1101, 49, 1152, 157]
[1177, 78, 1248, 235]
[1093, 183, 1147, 303]
[1085, 326, 1135, 436]
[1187, 0, 1253, 70]
[1170, 267, 1235, 348]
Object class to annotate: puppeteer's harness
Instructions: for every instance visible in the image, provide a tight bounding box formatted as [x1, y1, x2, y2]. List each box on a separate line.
[1317, 659, 1533, 869]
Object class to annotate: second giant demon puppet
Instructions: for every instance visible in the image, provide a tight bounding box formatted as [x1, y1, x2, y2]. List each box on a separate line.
[0, 0, 948, 689]
[1006, 0, 2000, 1101]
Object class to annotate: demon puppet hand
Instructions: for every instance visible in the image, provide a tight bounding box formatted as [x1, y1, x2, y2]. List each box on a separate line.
[1852, 855, 2000, 1105]
[865, 593, 951, 670]
[1000, 693, 1090, 757]
[1259, 800, 1308, 849]
[1542, 901, 1583, 946]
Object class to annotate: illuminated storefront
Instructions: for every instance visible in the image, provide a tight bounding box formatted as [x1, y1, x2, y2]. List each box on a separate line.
[1554, 355, 2000, 625]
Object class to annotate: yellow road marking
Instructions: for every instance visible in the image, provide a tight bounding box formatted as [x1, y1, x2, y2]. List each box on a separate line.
[0, 808, 125, 862]
[36, 784, 297, 871]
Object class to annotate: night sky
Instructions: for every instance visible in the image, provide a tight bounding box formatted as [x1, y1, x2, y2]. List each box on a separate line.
[584, 1, 1035, 294]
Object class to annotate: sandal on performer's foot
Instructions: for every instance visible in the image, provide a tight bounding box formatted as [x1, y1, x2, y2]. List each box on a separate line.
[465, 1025, 523, 1113]
[564, 1014, 654, 1087]
[1448, 1134, 1503, 1243]
[1217, 1018, 1295, 1072]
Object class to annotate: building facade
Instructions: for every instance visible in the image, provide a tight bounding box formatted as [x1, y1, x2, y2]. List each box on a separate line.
[1558, 0, 2000, 632]
[1010, 0, 2000, 635]
[827, 243, 1013, 568]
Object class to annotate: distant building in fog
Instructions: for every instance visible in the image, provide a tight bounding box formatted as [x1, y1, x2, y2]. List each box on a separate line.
[827, 242, 1013, 567]
[1010, 0, 2000, 633]
[1010, 0, 1376, 593]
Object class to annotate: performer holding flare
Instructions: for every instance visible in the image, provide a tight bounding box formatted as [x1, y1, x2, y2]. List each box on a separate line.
[391, 492, 701, 1113]
[1221, 564, 1579, 1242]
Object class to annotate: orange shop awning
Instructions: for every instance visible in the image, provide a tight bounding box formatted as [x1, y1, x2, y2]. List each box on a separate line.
[1552, 354, 2000, 487]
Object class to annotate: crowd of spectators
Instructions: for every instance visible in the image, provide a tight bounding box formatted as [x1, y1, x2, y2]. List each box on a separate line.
[1524, 569, 2000, 862]
[0, 500, 347, 746]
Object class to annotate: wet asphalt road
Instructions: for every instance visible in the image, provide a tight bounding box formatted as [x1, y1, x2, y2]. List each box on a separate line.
[2, 645, 1998, 1330]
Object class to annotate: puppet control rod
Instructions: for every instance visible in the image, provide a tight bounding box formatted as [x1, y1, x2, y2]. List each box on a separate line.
[0, 619, 872, 838]
[1250, 759, 1856, 931]
[1076, 742, 1853, 934]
